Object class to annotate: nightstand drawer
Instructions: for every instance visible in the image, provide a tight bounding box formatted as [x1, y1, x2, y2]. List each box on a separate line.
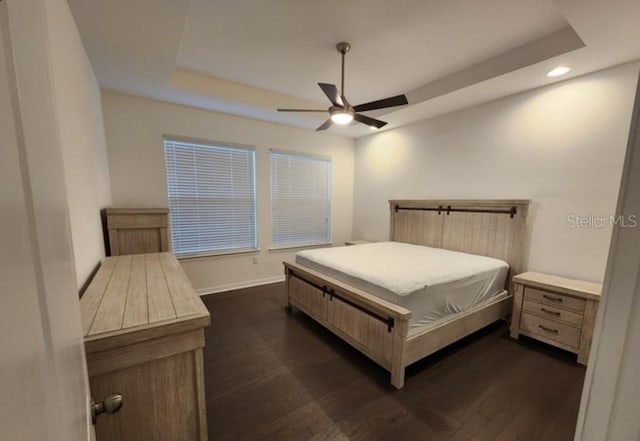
[520, 313, 582, 348]
[524, 287, 586, 312]
[523, 300, 584, 327]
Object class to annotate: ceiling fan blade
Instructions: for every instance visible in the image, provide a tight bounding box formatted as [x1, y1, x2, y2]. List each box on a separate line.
[318, 83, 344, 107]
[354, 113, 387, 129]
[277, 108, 328, 112]
[353, 94, 408, 112]
[316, 119, 334, 131]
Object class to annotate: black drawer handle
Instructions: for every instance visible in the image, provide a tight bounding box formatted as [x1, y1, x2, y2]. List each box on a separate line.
[543, 294, 563, 302]
[538, 324, 559, 334]
[541, 308, 561, 316]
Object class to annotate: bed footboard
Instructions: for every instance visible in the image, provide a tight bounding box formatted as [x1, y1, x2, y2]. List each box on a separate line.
[284, 262, 412, 388]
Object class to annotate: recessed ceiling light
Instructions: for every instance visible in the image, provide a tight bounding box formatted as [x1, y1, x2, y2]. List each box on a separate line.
[369, 126, 379, 130]
[547, 66, 571, 77]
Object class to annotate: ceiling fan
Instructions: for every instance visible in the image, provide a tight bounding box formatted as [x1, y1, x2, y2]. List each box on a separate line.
[277, 42, 408, 131]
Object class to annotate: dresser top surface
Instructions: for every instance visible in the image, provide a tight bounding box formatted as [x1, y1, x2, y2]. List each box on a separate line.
[80, 252, 209, 345]
[104, 206, 168, 215]
[514, 271, 602, 300]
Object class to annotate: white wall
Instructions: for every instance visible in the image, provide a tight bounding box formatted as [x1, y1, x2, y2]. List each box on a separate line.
[47, 0, 112, 290]
[353, 62, 640, 283]
[101, 91, 355, 293]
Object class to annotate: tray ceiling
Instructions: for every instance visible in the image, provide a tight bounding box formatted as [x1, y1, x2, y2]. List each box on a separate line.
[68, 0, 640, 137]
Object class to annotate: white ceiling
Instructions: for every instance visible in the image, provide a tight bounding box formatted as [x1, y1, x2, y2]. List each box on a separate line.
[68, 0, 640, 138]
[178, 0, 568, 104]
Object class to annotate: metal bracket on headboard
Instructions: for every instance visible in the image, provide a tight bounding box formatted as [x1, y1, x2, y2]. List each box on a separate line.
[389, 199, 530, 280]
[394, 204, 518, 219]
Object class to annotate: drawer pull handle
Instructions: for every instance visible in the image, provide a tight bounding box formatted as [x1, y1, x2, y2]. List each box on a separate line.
[543, 294, 563, 302]
[541, 308, 561, 316]
[538, 324, 559, 334]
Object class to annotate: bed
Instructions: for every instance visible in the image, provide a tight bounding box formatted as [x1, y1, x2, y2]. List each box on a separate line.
[283, 199, 530, 388]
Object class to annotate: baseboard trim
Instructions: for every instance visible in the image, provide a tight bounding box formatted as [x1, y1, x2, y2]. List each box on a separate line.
[197, 275, 285, 296]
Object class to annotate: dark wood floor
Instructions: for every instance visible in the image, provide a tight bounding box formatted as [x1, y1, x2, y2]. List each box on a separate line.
[202, 283, 585, 441]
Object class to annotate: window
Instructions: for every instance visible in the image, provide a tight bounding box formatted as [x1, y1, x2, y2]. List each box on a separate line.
[270, 150, 331, 248]
[163, 137, 257, 257]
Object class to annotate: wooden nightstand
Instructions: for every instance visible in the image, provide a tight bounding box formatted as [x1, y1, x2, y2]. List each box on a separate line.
[510, 271, 602, 365]
[344, 240, 373, 246]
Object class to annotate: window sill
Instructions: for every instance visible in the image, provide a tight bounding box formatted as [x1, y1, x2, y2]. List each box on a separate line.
[269, 242, 333, 252]
[176, 248, 260, 261]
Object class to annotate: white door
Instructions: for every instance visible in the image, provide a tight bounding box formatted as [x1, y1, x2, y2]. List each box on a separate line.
[574, 75, 640, 440]
[0, 1, 91, 439]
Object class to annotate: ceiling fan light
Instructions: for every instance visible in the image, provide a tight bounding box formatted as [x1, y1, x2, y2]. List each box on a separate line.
[330, 111, 353, 125]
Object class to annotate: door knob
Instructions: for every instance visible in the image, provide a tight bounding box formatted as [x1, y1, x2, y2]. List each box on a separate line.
[91, 393, 123, 424]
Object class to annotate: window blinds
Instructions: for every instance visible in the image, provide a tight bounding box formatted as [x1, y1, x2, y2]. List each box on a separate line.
[270, 150, 331, 248]
[163, 138, 257, 256]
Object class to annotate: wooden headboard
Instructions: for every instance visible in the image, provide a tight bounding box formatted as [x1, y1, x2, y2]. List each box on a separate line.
[389, 199, 530, 275]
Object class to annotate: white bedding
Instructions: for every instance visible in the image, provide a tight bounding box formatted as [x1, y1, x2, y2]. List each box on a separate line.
[295, 241, 509, 333]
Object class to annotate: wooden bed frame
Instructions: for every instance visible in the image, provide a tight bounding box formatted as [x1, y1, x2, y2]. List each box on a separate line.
[284, 199, 530, 388]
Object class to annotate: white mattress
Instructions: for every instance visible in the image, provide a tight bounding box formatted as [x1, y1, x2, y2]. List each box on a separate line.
[295, 241, 509, 333]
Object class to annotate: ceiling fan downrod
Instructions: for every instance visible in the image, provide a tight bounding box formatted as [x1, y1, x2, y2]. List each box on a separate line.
[336, 42, 351, 100]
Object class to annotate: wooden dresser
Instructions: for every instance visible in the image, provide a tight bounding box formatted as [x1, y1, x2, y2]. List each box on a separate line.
[510, 271, 601, 365]
[80, 252, 210, 440]
[104, 207, 170, 256]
